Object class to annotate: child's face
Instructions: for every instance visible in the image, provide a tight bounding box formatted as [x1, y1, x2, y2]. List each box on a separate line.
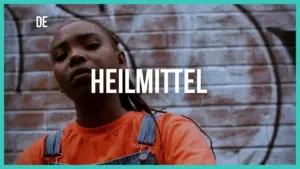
[50, 21, 126, 101]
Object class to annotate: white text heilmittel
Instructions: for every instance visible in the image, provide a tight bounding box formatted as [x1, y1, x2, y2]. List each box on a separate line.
[91, 69, 208, 94]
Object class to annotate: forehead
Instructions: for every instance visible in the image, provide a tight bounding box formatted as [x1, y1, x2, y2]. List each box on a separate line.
[51, 21, 107, 48]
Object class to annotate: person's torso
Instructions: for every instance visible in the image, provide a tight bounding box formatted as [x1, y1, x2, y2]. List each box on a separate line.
[42, 111, 163, 165]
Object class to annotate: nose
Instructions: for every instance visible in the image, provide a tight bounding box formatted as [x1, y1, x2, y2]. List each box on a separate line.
[68, 54, 86, 68]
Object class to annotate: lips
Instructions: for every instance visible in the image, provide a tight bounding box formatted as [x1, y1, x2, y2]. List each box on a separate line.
[69, 67, 92, 83]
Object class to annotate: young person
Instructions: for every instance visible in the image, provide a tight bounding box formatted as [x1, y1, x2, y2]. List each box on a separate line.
[15, 20, 216, 165]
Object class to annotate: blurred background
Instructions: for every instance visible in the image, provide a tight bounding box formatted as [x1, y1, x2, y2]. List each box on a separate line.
[4, 4, 296, 165]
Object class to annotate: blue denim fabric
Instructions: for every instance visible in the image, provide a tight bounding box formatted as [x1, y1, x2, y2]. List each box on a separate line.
[44, 113, 159, 165]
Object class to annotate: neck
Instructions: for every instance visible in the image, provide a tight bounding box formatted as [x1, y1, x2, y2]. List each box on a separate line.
[74, 94, 127, 128]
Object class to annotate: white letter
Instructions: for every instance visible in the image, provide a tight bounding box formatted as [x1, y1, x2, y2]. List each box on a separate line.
[184, 69, 195, 93]
[42, 16, 48, 27]
[125, 69, 135, 93]
[173, 69, 183, 93]
[106, 69, 116, 93]
[197, 69, 208, 93]
[136, 69, 153, 93]
[118, 69, 123, 93]
[161, 69, 182, 93]
[155, 69, 160, 93]
[36, 16, 42, 28]
[160, 69, 170, 93]
[91, 69, 103, 93]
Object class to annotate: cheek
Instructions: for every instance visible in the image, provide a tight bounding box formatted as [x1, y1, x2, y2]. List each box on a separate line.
[53, 68, 68, 88]
[88, 47, 119, 69]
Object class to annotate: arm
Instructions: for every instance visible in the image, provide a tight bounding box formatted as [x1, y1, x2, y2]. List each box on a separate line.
[163, 115, 216, 164]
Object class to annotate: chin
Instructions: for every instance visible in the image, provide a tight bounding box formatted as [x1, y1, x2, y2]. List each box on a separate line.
[69, 86, 93, 101]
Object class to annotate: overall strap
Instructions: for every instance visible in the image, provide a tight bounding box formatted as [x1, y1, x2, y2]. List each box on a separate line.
[137, 113, 160, 146]
[44, 131, 63, 158]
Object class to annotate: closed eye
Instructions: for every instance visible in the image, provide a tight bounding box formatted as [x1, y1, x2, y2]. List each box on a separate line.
[55, 53, 68, 62]
[85, 43, 100, 50]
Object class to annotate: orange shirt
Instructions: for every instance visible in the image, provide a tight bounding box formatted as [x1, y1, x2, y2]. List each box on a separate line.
[16, 111, 216, 165]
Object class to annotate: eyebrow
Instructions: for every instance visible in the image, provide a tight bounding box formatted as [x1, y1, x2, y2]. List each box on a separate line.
[51, 33, 102, 53]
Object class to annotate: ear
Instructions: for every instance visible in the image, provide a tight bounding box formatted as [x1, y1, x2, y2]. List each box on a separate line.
[117, 51, 127, 69]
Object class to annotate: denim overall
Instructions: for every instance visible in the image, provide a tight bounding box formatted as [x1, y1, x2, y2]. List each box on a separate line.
[43, 113, 159, 165]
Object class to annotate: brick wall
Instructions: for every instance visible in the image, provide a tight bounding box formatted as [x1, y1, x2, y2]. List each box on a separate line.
[4, 4, 296, 164]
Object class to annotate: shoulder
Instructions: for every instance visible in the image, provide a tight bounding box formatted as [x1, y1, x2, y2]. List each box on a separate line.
[154, 112, 216, 164]
[127, 111, 201, 134]
[15, 135, 47, 164]
[155, 111, 211, 146]
[156, 111, 197, 127]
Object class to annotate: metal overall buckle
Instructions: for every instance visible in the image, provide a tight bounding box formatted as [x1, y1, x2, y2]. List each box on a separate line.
[44, 153, 64, 165]
[137, 144, 152, 161]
